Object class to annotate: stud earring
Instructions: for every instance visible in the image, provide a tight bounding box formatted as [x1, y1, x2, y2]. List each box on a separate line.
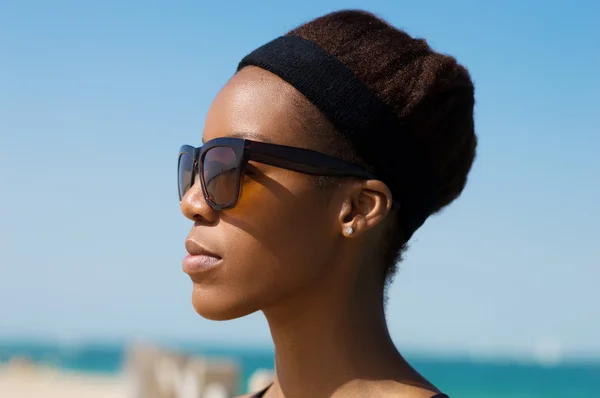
[344, 226, 354, 235]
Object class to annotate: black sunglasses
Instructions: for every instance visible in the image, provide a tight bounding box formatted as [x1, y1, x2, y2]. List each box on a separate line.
[178, 137, 376, 210]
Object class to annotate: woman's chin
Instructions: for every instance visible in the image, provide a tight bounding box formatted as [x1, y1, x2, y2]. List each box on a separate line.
[191, 290, 258, 321]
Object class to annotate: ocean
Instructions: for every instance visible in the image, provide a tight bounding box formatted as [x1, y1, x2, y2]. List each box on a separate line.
[0, 341, 597, 397]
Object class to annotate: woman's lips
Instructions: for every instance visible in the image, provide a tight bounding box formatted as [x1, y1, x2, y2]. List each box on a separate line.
[183, 239, 222, 274]
[182, 253, 222, 274]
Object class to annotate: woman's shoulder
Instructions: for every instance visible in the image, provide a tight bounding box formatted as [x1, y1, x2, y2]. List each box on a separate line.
[234, 386, 448, 398]
[233, 391, 449, 398]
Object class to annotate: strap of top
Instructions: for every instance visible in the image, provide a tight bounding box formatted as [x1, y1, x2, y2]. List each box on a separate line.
[250, 385, 271, 398]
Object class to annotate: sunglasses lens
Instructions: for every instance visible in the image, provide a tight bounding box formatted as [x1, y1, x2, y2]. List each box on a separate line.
[203, 146, 239, 207]
[178, 152, 194, 200]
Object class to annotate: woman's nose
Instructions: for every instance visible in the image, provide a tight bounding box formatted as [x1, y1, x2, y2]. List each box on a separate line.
[180, 178, 219, 225]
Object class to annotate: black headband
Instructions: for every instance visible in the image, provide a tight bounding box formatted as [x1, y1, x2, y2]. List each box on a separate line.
[237, 35, 436, 242]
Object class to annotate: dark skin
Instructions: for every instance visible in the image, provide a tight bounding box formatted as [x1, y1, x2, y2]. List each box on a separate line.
[180, 66, 442, 398]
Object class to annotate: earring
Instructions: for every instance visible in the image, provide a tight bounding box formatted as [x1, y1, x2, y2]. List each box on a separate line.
[344, 226, 354, 236]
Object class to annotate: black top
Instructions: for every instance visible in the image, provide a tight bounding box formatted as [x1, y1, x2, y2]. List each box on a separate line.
[250, 385, 449, 398]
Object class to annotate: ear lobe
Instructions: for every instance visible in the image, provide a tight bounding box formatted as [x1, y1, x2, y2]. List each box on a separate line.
[338, 197, 359, 237]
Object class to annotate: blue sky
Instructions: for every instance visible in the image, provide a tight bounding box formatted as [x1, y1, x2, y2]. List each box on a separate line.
[1, 0, 599, 360]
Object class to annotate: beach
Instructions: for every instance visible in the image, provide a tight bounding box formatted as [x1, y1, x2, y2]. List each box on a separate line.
[0, 365, 127, 398]
[0, 344, 272, 398]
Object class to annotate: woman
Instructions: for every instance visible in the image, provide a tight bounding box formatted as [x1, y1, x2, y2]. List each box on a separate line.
[178, 9, 476, 398]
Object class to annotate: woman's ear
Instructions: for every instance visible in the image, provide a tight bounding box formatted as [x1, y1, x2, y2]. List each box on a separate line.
[338, 180, 393, 237]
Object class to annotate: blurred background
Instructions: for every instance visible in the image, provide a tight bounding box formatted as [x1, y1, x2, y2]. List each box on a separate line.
[1, 1, 598, 397]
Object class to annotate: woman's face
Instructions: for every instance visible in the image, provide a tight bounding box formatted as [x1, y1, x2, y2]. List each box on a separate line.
[180, 67, 346, 320]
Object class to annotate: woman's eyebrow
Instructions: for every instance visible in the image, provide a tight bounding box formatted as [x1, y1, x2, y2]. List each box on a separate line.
[201, 131, 277, 145]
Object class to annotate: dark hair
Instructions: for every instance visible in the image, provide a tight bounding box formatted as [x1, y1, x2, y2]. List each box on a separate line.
[286, 10, 477, 284]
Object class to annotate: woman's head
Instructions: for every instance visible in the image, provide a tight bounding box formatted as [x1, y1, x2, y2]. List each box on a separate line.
[180, 10, 476, 320]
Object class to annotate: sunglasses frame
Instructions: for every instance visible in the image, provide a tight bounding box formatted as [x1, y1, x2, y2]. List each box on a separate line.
[178, 137, 377, 210]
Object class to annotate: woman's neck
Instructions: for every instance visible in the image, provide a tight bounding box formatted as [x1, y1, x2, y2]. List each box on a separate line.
[261, 265, 431, 398]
